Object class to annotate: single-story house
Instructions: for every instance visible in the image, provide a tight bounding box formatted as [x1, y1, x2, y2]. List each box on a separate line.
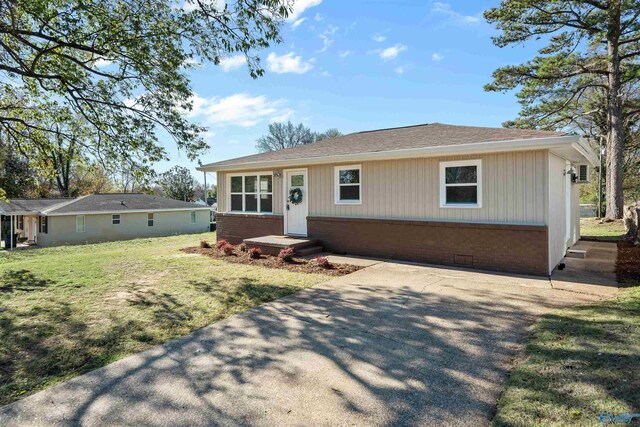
[0, 193, 211, 248]
[198, 123, 598, 276]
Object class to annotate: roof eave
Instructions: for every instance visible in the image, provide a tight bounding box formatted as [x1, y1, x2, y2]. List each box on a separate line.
[45, 206, 212, 216]
[197, 135, 581, 172]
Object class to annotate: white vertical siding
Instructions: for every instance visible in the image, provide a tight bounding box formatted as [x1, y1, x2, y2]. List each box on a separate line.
[548, 153, 568, 273]
[306, 151, 547, 224]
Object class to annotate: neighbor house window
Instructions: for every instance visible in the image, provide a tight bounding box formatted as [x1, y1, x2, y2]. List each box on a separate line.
[112, 214, 121, 225]
[147, 213, 154, 227]
[335, 165, 361, 204]
[190, 211, 196, 224]
[76, 215, 85, 233]
[439, 159, 482, 208]
[17, 215, 24, 230]
[39, 216, 48, 234]
[229, 173, 273, 213]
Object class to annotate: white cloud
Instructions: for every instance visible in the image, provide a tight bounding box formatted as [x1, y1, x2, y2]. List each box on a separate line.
[291, 17, 307, 28]
[432, 2, 481, 25]
[314, 12, 323, 22]
[377, 44, 407, 61]
[94, 58, 113, 68]
[320, 70, 331, 77]
[219, 54, 246, 71]
[266, 52, 313, 74]
[316, 25, 338, 53]
[431, 52, 444, 62]
[372, 34, 386, 43]
[338, 50, 352, 58]
[187, 93, 293, 127]
[288, 0, 322, 20]
[394, 66, 404, 75]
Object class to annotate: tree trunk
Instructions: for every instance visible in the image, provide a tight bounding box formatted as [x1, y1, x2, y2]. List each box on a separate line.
[605, 2, 625, 219]
[623, 203, 640, 245]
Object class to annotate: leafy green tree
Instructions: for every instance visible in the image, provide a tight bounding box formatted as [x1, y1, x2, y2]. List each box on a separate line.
[485, 0, 640, 219]
[0, 0, 290, 195]
[158, 166, 196, 201]
[0, 140, 34, 198]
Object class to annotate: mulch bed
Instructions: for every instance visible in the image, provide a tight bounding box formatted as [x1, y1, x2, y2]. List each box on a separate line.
[181, 246, 363, 276]
[616, 240, 640, 287]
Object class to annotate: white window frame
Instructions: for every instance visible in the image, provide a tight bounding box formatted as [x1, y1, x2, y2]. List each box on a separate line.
[334, 164, 362, 205]
[147, 212, 154, 227]
[75, 215, 86, 233]
[439, 159, 482, 208]
[190, 211, 196, 224]
[112, 214, 121, 225]
[227, 172, 274, 214]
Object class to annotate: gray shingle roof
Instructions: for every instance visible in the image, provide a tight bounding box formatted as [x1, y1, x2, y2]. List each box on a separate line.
[0, 198, 72, 215]
[201, 123, 570, 169]
[1, 194, 208, 215]
[47, 194, 208, 214]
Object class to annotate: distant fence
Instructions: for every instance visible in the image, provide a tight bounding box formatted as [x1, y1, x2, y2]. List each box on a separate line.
[580, 204, 597, 218]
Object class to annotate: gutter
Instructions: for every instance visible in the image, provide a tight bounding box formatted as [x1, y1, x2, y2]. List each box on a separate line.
[197, 135, 580, 172]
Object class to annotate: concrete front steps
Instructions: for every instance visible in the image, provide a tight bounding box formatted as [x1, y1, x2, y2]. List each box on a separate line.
[242, 235, 323, 257]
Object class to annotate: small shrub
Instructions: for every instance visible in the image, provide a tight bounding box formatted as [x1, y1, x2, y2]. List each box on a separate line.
[215, 239, 228, 249]
[315, 256, 332, 268]
[221, 243, 234, 255]
[278, 247, 295, 263]
[199, 239, 211, 248]
[248, 247, 262, 259]
[238, 243, 247, 252]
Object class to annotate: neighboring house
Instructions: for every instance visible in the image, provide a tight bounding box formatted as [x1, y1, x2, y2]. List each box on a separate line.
[198, 123, 598, 276]
[0, 193, 211, 248]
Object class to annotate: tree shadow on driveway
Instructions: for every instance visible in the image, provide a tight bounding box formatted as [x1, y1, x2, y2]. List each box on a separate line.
[0, 265, 602, 426]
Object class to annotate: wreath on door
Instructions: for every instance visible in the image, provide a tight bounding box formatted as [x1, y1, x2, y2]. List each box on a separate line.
[288, 188, 303, 205]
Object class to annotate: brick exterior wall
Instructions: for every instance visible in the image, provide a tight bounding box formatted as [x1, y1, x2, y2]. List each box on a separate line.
[216, 213, 284, 244]
[307, 216, 549, 276]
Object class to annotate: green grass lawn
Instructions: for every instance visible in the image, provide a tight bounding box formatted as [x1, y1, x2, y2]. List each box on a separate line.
[580, 218, 626, 240]
[0, 233, 327, 405]
[493, 287, 640, 426]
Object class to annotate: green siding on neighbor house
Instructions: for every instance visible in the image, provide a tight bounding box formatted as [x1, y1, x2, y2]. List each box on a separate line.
[37, 210, 210, 247]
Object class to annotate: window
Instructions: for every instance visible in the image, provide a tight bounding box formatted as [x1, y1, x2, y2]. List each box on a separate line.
[190, 211, 196, 224]
[147, 213, 154, 227]
[229, 173, 273, 213]
[39, 216, 48, 234]
[17, 215, 24, 230]
[112, 214, 121, 225]
[335, 165, 361, 204]
[76, 215, 85, 233]
[439, 159, 482, 208]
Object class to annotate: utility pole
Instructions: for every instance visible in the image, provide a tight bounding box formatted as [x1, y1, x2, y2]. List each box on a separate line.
[203, 171, 207, 204]
[598, 136, 604, 219]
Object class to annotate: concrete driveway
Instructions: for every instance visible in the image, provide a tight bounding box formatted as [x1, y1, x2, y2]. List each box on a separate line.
[0, 261, 611, 427]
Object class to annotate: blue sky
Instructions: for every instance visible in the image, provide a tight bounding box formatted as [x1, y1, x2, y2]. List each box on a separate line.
[159, 0, 538, 185]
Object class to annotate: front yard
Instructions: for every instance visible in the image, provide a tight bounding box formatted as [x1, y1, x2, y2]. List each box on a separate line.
[493, 287, 640, 426]
[0, 233, 327, 405]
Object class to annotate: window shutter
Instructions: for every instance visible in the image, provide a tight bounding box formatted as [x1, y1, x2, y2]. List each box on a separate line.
[577, 165, 589, 182]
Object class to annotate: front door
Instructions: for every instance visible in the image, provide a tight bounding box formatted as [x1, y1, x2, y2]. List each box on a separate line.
[284, 169, 308, 236]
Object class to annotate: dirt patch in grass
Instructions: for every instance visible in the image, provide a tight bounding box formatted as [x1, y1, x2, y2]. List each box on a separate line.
[182, 246, 362, 276]
[617, 241, 640, 287]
